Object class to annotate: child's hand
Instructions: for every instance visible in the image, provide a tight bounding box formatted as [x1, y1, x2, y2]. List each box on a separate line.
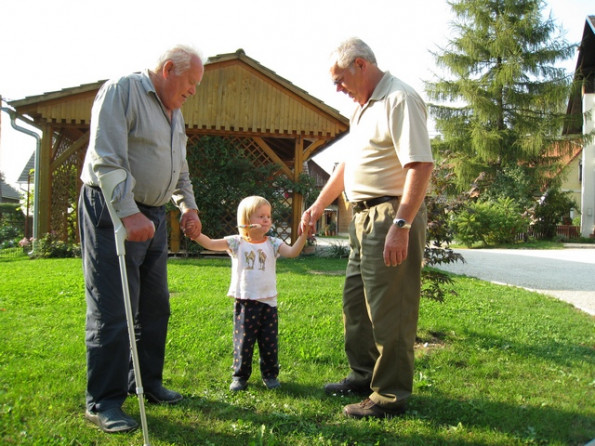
[300, 214, 311, 235]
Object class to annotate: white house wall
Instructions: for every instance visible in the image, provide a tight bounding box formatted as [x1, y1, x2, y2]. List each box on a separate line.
[581, 92, 595, 237]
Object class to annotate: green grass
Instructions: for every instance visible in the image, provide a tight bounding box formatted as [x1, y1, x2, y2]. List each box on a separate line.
[0, 256, 593, 445]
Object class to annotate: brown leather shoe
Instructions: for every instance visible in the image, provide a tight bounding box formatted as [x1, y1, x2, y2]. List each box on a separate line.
[343, 398, 406, 419]
[324, 378, 370, 396]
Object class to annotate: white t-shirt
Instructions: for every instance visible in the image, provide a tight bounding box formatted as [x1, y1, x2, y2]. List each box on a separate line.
[224, 235, 284, 307]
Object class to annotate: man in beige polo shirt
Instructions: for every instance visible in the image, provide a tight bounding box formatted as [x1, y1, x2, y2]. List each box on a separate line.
[301, 37, 434, 418]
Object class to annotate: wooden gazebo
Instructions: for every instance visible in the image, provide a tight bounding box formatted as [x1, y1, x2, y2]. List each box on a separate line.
[8, 49, 348, 247]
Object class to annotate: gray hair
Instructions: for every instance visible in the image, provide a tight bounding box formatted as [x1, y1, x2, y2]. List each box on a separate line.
[330, 37, 377, 69]
[154, 44, 203, 75]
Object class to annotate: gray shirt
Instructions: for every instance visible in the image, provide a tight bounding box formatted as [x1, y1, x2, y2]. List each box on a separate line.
[81, 70, 198, 218]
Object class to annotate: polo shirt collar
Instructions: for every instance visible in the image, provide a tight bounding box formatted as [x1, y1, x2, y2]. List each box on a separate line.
[368, 70, 392, 103]
[353, 71, 392, 122]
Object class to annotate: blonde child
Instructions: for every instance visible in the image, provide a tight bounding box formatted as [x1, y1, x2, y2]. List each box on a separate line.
[191, 196, 309, 391]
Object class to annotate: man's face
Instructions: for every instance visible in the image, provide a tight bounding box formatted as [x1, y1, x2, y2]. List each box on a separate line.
[160, 55, 204, 111]
[330, 60, 368, 105]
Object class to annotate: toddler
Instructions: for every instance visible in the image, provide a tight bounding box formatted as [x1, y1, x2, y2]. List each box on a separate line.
[191, 196, 309, 391]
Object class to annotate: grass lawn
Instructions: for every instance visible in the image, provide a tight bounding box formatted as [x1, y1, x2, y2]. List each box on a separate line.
[0, 255, 593, 445]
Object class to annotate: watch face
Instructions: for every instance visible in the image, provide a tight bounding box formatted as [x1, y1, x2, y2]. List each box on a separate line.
[394, 219, 410, 228]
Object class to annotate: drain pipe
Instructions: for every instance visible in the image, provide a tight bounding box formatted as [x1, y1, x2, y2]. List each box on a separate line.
[1, 106, 41, 250]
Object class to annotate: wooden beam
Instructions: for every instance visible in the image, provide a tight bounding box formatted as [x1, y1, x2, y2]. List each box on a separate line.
[37, 124, 52, 236]
[291, 136, 304, 244]
[253, 136, 293, 178]
[51, 132, 65, 164]
[51, 131, 90, 171]
[303, 138, 328, 161]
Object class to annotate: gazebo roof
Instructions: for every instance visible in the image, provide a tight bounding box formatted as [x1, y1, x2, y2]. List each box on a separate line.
[9, 49, 348, 160]
[6, 49, 349, 241]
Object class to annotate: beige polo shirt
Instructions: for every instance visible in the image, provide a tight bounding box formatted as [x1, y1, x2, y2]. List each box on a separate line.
[344, 71, 434, 202]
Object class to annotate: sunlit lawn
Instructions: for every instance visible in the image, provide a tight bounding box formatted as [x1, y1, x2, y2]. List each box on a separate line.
[0, 255, 593, 445]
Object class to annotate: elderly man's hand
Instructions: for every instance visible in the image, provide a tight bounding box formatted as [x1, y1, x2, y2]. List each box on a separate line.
[122, 213, 155, 242]
[181, 210, 202, 239]
[383, 225, 409, 267]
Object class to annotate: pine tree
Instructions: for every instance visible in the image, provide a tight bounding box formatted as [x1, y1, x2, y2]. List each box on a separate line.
[426, 0, 577, 196]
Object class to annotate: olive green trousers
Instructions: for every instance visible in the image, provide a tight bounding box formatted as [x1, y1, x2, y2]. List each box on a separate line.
[343, 199, 426, 408]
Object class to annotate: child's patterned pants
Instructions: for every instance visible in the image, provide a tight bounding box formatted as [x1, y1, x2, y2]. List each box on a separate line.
[232, 299, 279, 380]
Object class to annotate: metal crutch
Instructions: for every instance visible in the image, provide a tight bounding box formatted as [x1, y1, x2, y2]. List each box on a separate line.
[99, 169, 150, 446]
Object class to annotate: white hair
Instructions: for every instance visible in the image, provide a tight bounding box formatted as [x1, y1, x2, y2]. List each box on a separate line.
[154, 44, 204, 75]
[330, 37, 377, 69]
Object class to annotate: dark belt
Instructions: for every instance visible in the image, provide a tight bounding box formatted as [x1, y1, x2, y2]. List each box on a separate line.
[352, 196, 398, 212]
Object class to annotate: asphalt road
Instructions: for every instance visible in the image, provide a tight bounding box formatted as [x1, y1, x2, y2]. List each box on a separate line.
[436, 247, 595, 316]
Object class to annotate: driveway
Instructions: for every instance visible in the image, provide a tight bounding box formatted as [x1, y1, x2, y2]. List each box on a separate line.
[436, 246, 595, 316]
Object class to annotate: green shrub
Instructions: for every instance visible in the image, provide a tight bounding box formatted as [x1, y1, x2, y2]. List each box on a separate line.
[450, 197, 529, 247]
[0, 203, 25, 249]
[532, 188, 578, 239]
[0, 225, 21, 248]
[30, 232, 80, 258]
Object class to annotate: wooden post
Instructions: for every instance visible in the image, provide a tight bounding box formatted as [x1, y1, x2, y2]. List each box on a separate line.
[37, 124, 52, 236]
[169, 209, 181, 253]
[291, 136, 304, 244]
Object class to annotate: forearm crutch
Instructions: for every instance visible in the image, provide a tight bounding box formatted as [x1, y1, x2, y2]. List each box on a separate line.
[99, 169, 150, 446]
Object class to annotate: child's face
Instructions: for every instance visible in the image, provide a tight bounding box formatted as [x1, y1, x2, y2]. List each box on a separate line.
[249, 204, 272, 233]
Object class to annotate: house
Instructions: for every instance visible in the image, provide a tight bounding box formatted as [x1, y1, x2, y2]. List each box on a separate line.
[563, 15, 595, 238]
[0, 179, 21, 203]
[304, 159, 352, 236]
[5, 49, 349, 248]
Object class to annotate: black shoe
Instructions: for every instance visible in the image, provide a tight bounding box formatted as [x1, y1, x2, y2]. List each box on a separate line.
[324, 378, 370, 396]
[85, 407, 138, 433]
[343, 398, 406, 419]
[145, 386, 183, 404]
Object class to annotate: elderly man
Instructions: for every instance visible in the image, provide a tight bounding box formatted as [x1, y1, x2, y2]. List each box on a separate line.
[79, 45, 204, 433]
[302, 37, 434, 419]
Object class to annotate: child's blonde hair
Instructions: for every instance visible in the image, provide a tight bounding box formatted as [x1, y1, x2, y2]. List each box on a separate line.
[237, 196, 272, 238]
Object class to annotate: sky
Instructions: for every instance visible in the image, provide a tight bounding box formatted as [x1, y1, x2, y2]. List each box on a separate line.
[1, 0, 593, 186]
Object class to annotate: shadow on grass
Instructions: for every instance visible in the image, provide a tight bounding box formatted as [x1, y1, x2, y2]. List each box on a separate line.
[463, 329, 595, 368]
[409, 393, 593, 446]
[124, 379, 593, 446]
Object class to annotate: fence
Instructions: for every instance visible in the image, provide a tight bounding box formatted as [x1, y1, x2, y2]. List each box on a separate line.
[556, 225, 580, 239]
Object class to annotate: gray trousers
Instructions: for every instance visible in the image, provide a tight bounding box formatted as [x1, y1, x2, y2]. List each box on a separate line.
[79, 185, 170, 412]
[343, 198, 426, 409]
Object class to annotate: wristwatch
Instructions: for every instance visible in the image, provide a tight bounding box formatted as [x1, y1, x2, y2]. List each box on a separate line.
[393, 218, 411, 229]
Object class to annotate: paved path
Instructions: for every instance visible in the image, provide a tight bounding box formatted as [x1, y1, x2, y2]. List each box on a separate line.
[318, 238, 595, 316]
[436, 247, 595, 316]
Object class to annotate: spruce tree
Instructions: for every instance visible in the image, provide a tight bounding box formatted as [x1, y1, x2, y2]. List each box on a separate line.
[426, 0, 577, 197]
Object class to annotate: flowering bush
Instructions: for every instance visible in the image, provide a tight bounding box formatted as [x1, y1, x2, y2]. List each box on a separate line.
[18, 237, 34, 253]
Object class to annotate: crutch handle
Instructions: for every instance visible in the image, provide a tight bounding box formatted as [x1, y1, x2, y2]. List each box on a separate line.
[98, 169, 128, 256]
